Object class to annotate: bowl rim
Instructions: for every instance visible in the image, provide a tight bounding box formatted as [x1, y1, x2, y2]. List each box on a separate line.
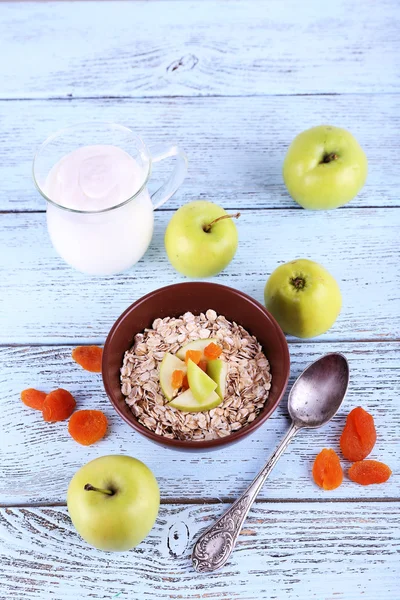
[102, 282, 290, 449]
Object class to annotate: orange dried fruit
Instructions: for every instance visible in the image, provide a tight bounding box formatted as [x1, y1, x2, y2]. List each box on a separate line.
[348, 460, 392, 485]
[198, 360, 208, 372]
[340, 406, 376, 461]
[72, 345, 103, 373]
[20, 388, 47, 411]
[204, 342, 222, 360]
[42, 389, 76, 422]
[68, 410, 108, 446]
[21, 388, 47, 410]
[185, 350, 202, 365]
[171, 369, 185, 389]
[312, 448, 343, 490]
[182, 375, 189, 390]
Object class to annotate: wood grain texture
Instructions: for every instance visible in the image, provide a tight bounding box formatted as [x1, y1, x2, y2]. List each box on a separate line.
[1, 342, 398, 504]
[1, 0, 399, 99]
[0, 209, 399, 343]
[0, 502, 399, 600]
[1, 95, 399, 211]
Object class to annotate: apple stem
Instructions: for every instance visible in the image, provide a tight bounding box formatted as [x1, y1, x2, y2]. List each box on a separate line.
[84, 483, 114, 496]
[320, 152, 338, 164]
[203, 212, 241, 233]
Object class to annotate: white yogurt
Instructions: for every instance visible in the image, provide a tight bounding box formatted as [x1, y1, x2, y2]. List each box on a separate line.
[44, 145, 154, 275]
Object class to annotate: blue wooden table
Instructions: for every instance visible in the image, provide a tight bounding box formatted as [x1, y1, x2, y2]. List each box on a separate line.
[0, 2, 399, 598]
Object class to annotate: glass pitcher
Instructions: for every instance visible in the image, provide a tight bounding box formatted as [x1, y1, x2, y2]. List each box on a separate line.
[33, 122, 187, 275]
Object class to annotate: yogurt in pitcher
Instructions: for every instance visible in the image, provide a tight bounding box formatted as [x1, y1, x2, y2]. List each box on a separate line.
[45, 145, 154, 275]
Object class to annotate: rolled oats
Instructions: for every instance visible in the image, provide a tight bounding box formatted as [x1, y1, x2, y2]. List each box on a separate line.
[120, 310, 271, 441]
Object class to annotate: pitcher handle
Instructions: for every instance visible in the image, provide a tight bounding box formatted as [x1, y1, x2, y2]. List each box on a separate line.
[149, 144, 188, 210]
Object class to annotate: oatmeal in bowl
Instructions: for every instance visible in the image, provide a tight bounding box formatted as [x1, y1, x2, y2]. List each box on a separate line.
[120, 310, 272, 441]
[103, 282, 290, 449]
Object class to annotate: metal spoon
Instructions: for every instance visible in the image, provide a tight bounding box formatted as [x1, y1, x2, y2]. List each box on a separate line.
[192, 352, 349, 573]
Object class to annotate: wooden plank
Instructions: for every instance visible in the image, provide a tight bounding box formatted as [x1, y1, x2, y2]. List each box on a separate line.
[0, 209, 398, 343]
[1, 95, 399, 211]
[1, 342, 398, 504]
[0, 502, 399, 599]
[1, 0, 399, 99]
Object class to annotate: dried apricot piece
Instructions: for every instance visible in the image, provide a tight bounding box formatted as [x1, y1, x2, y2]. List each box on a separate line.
[171, 369, 185, 389]
[312, 448, 343, 490]
[68, 410, 108, 446]
[43, 389, 76, 422]
[20, 388, 47, 411]
[204, 342, 222, 360]
[198, 360, 208, 372]
[72, 346, 103, 373]
[182, 375, 189, 390]
[185, 350, 202, 365]
[340, 407, 376, 461]
[348, 460, 392, 485]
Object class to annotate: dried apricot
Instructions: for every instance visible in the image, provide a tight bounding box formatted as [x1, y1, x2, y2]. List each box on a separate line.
[312, 448, 343, 490]
[340, 407, 376, 461]
[348, 460, 392, 485]
[182, 375, 189, 390]
[198, 360, 208, 372]
[72, 346, 103, 373]
[20, 388, 47, 410]
[185, 350, 202, 365]
[68, 410, 108, 446]
[204, 342, 222, 360]
[171, 369, 185, 389]
[42, 389, 76, 422]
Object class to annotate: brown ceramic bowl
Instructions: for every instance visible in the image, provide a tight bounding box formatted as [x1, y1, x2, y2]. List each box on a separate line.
[103, 282, 290, 450]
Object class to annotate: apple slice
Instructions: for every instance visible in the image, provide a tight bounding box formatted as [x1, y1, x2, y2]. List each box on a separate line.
[176, 338, 218, 361]
[159, 353, 187, 401]
[206, 359, 228, 400]
[187, 359, 217, 402]
[168, 389, 221, 413]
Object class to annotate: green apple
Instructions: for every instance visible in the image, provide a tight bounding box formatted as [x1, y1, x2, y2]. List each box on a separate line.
[283, 125, 367, 209]
[176, 338, 218, 361]
[206, 359, 228, 400]
[168, 388, 221, 412]
[67, 455, 160, 551]
[187, 359, 217, 402]
[159, 352, 186, 400]
[164, 200, 239, 278]
[264, 258, 342, 338]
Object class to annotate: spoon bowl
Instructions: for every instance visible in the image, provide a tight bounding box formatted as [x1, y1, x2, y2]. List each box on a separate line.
[288, 353, 349, 429]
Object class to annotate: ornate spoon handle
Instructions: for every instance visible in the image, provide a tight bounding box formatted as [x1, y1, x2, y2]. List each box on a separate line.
[192, 421, 300, 572]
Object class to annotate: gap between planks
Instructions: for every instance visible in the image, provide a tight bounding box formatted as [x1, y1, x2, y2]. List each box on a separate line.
[2, 91, 400, 101]
[2, 205, 400, 215]
[1, 338, 399, 347]
[2, 497, 400, 509]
